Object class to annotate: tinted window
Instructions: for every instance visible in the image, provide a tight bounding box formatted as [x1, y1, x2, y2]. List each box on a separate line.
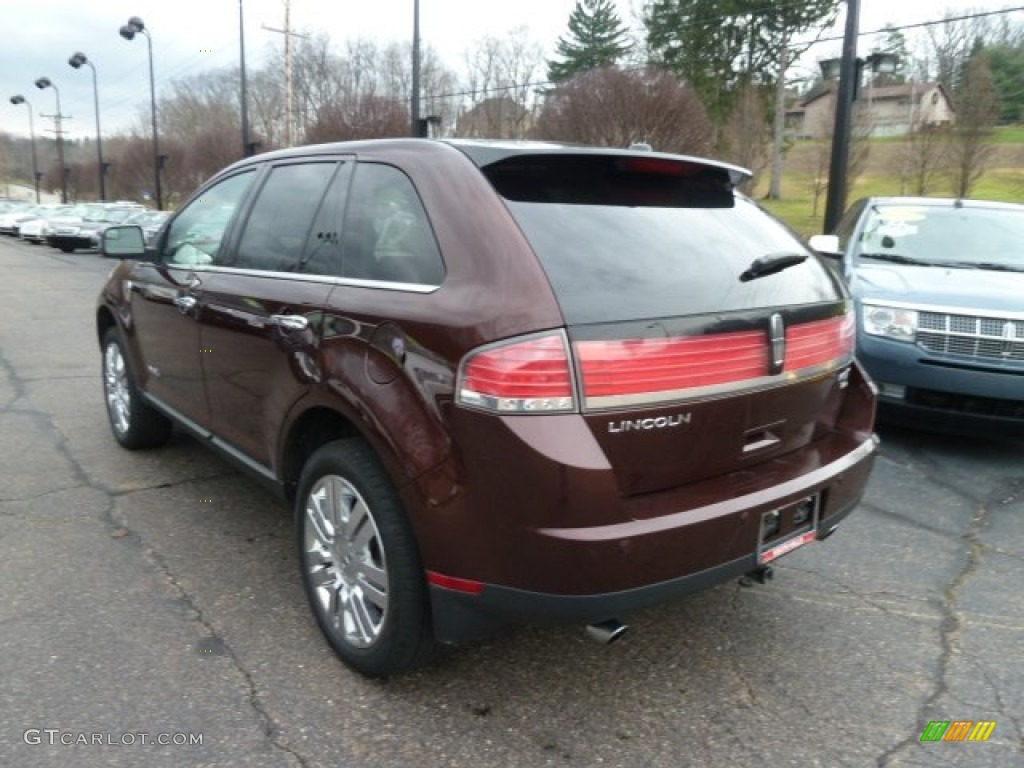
[296, 162, 352, 277]
[163, 171, 255, 266]
[233, 162, 338, 272]
[341, 164, 445, 285]
[485, 155, 838, 324]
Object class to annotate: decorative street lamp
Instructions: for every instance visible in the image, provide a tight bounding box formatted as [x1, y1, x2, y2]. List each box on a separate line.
[119, 16, 162, 209]
[34, 77, 68, 204]
[8, 95, 40, 203]
[68, 52, 107, 201]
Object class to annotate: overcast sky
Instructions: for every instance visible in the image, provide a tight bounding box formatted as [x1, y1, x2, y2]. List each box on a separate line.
[2, 0, 1021, 140]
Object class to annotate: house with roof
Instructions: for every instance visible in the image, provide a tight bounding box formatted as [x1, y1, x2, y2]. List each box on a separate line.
[787, 81, 956, 139]
[456, 96, 532, 140]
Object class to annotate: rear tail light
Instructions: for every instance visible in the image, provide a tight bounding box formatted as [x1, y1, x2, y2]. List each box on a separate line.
[785, 313, 855, 372]
[457, 332, 575, 413]
[576, 311, 854, 409]
[576, 330, 769, 408]
[458, 312, 854, 414]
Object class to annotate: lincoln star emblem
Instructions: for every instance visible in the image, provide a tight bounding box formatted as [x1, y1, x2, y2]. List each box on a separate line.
[769, 313, 786, 375]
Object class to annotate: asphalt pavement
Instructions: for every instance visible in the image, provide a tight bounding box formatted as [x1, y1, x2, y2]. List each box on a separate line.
[0, 235, 1021, 767]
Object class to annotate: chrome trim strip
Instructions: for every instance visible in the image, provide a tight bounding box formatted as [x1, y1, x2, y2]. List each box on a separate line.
[860, 298, 1024, 322]
[166, 264, 440, 294]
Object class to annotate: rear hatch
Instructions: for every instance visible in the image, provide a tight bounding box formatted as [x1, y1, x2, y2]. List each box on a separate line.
[475, 150, 853, 496]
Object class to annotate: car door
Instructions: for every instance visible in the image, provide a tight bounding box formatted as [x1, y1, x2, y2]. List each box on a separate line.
[199, 159, 351, 472]
[126, 170, 256, 426]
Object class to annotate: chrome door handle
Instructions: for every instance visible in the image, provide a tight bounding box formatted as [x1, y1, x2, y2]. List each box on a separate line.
[173, 295, 197, 313]
[271, 314, 309, 331]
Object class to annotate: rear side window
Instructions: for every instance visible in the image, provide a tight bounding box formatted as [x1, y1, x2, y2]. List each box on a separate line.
[340, 164, 445, 286]
[484, 155, 838, 324]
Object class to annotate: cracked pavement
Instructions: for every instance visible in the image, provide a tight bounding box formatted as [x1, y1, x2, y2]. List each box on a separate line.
[1, 237, 1022, 767]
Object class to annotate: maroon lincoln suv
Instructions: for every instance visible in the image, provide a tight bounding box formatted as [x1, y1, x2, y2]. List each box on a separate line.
[96, 139, 877, 677]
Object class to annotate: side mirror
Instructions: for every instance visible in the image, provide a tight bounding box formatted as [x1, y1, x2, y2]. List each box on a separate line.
[808, 234, 841, 258]
[101, 225, 147, 259]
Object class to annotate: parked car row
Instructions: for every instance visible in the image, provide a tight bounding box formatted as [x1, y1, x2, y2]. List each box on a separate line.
[0, 200, 168, 253]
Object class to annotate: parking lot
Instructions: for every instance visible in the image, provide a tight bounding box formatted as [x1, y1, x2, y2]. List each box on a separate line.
[1, 234, 1021, 767]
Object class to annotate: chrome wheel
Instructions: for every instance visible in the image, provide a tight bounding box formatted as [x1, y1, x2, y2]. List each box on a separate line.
[303, 475, 389, 649]
[104, 342, 131, 436]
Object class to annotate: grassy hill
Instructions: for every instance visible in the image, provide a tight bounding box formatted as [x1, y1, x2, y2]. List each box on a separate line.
[757, 127, 1024, 237]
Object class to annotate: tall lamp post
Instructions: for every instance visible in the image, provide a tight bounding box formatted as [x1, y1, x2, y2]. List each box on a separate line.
[68, 52, 106, 201]
[821, 0, 899, 233]
[822, 0, 861, 235]
[34, 77, 68, 204]
[411, 0, 421, 137]
[8, 95, 40, 203]
[239, 0, 251, 157]
[119, 16, 162, 210]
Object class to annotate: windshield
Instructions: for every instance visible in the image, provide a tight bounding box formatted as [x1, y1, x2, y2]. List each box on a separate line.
[855, 204, 1024, 270]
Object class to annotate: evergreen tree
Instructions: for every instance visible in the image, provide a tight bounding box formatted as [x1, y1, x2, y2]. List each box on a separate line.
[645, 0, 839, 125]
[547, 0, 632, 84]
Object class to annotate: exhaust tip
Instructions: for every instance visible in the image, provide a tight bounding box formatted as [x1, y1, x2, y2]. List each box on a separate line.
[586, 619, 629, 645]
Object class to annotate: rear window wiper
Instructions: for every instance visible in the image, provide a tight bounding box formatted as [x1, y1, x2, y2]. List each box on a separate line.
[936, 260, 1024, 273]
[857, 252, 936, 266]
[739, 252, 808, 282]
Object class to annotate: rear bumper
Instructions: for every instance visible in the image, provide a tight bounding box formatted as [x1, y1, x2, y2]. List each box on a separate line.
[427, 437, 873, 643]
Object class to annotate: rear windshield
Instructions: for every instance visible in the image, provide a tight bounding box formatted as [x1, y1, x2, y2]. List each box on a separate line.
[484, 155, 839, 324]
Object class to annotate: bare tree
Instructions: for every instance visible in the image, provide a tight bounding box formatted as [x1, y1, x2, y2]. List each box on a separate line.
[922, 11, 995, 87]
[900, 124, 949, 196]
[305, 95, 408, 143]
[810, 137, 831, 217]
[720, 80, 773, 192]
[949, 52, 999, 197]
[458, 28, 545, 139]
[846, 101, 874, 202]
[533, 66, 713, 155]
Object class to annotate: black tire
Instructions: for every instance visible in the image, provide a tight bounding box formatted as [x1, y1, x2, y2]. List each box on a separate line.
[101, 327, 173, 449]
[59, 245, 75, 253]
[296, 439, 436, 678]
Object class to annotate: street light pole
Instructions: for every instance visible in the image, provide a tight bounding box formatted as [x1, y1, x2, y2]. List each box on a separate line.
[823, 0, 861, 234]
[34, 77, 68, 204]
[120, 16, 162, 210]
[239, 0, 251, 157]
[411, 0, 421, 137]
[8, 95, 40, 203]
[68, 53, 106, 201]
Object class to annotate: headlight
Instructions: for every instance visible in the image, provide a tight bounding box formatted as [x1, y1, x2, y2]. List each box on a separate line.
[861, 304, 918, 342]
